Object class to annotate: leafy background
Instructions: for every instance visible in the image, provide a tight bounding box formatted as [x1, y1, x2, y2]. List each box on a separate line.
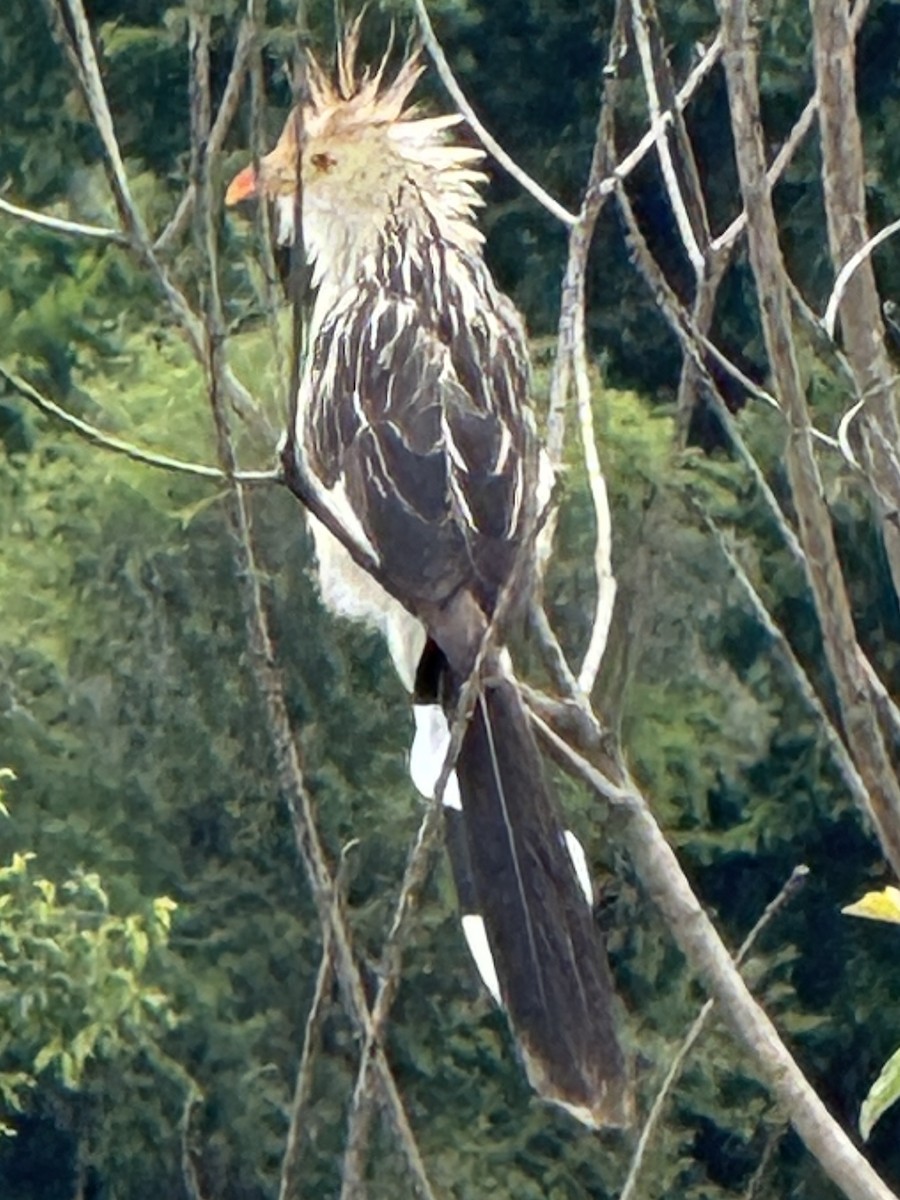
[2, 0, 900, 1196]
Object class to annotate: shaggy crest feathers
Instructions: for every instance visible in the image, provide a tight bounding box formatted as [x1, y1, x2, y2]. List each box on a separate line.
[234, 21, 487, 257]
[306, 18, 427, 135]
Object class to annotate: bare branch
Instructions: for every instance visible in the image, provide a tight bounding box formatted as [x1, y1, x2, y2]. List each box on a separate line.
[247, 6, 290, 407]
[619, 864, 809, 1200]
[600, 34, 724, 200]
[42, 0, 270, 439]
[188, 20, 436, 1195]
[536, 722, 900, 1200]
[822, 218, 900, 339]
[543, 0, 631, 698]
[0, 194, 125, 243]
[703, 512, 872, 815]
[411, 0, 578, 226]
[277, 842, 357, 1200]
[630, 0, 706, 275]
[155, 15, 257, 254]
[711, 0, 871, 255]
[615, 176, 850, 456]
[573, 362, 617, 696]
[717, 0, 900, 876]
[0, 363, 277, 485]
[179, 1085, 208, 1200]
[277, 942, 333, 1200]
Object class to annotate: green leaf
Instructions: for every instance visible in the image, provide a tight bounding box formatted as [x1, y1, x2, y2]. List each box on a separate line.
[32, 1039, 62, 1075]
[860, 1044, 900, 1141]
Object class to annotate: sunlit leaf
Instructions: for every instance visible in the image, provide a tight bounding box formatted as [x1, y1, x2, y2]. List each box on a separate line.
[842, 887, 900, 925]
[861, 1044, 900, 1141]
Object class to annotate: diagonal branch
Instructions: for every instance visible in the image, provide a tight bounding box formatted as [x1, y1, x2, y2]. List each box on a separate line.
[0, 194, 125, 243]
[619, 864, 809, 1200]
[42, 0, 270, 440]
[155, 14, 257, 255]
[533, 717, 899, 1200]
[717, 0, 900, 876]
[277, 839, 357, 1200]
[701, 511, 872, 815]
[187, 19, 435, 1197]
[411, 0, 578, 226]
[630, 0, 706, 276]
[0, 363, 277, 485]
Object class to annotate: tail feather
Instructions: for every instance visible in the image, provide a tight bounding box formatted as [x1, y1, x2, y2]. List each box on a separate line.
[412, 638, 631, 1127]
[455, 676, 631, 1128]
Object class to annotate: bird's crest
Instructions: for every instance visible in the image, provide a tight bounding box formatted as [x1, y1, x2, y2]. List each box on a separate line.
[304, 16, 426, 137]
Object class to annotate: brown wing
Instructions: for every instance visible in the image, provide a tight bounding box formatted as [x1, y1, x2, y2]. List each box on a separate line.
[303, 238, 532, 616]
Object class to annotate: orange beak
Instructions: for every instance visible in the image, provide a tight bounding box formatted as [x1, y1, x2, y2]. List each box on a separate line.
[225, 164, 258, 206]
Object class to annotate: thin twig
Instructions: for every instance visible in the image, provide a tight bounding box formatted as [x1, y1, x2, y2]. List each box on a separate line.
[247, 1, 290, 407]
[710, 0, 871, 255]
[701, 512, 871, 814]
[619, 865, 809, 1200]
[277, 841, 356, 1200]
[43, 0, 269, 439]
[742, 1124, 787, 1200]
[179, 1085, 208, 1200]
[573, 342, 617, 696]
[278, 942, 334, 1200]
[616, 180, 848, 451]
[630, 0, 705, 276]
[155, 15, 256, 254]
[188, 18, 435, 1197]
[0, 194, 125, 243]
[411, 0, 578, 226]
[545, 0, 630, 695]
[0, 363, 277, 484]
[823, 216, 900, 339]
[599, 33, 723, 201]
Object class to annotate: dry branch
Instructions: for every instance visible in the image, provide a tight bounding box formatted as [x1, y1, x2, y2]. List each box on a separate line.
[619, 864, 809, 1200]
[186, 17, 436, 1197]
[0, 363, 277, 485]
[543, 0, 630, 699]
[0, 194, 125, 243]
[717, 0, 900, 885]
[630, 0, 705, 276]
[811, 0, 900, 603]
[41, 0, 270, 440]
[411, 0, 577, 226]
[537, 716, 900, 1200]
[278, 841, 357, 1200]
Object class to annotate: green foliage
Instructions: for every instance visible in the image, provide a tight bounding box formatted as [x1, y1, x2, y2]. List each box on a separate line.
[0, 774, 177, 1139]
[3, 1, 900, 1197]
[861, 1046, 900, 1143]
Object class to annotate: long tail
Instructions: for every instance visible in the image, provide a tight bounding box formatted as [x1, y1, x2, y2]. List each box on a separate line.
[413, 643, 632, 1128]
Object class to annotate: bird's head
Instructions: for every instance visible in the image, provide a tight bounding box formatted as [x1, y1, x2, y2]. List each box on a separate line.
[225, 24, 485, 265]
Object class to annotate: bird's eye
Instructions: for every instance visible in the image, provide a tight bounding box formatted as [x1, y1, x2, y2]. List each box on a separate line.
[311, 152, 337, 173]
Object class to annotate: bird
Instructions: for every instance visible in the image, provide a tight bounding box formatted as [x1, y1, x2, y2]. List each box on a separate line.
[226, 23, 631, 1129]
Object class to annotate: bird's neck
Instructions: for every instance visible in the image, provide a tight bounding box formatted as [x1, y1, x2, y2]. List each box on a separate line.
[286, 180, 482, 335]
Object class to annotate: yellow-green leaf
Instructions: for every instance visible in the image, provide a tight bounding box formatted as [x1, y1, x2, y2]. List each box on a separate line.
[842, 886, 900, 924]
[861, 1044, 900, 1140]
